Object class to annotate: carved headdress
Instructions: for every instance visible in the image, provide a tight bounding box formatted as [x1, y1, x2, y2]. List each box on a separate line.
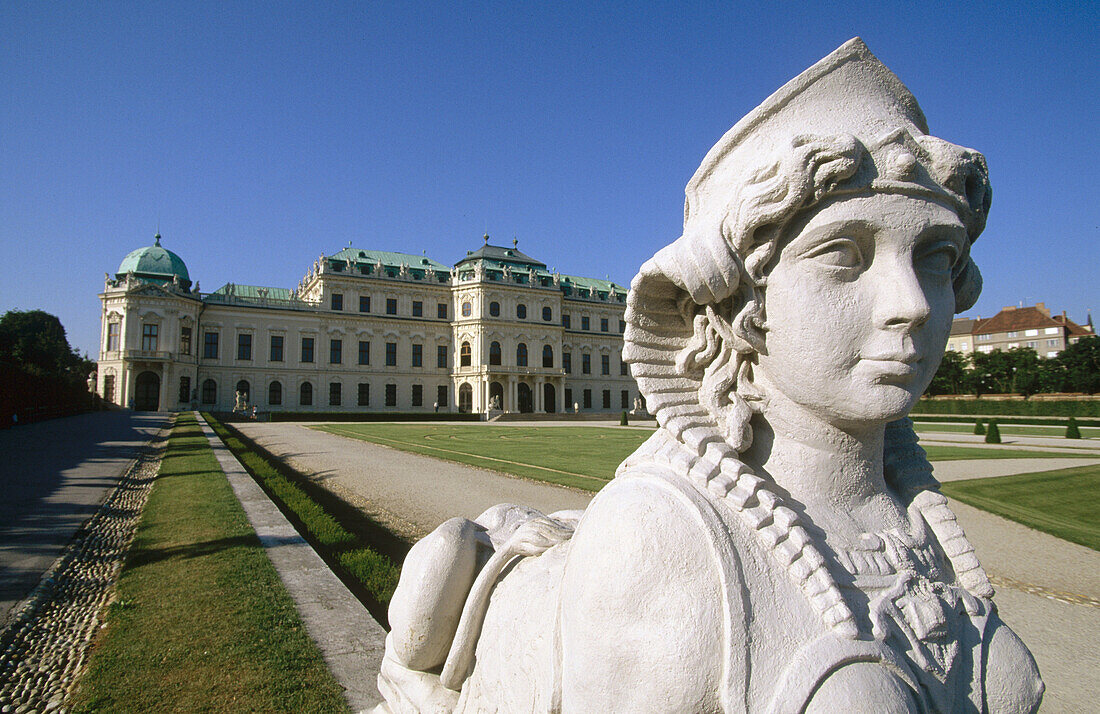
[621, 39, 994, 637]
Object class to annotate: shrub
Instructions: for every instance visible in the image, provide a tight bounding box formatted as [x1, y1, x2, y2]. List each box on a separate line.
[973, 419, 985, 435]
[620, 411, 629, 426]
[1066, 417, 1082, 439]
[984, 420, 1002, 444]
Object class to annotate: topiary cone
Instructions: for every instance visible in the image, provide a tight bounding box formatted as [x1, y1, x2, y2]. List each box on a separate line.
[984, 420, 1002, 444]
[974, 419, 985, 435]
[1066, 417, 1082, 439]
[620, 410, 629, 426]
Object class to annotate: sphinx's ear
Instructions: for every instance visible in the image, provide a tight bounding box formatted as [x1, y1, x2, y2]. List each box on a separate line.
[953, 257, 982, 314]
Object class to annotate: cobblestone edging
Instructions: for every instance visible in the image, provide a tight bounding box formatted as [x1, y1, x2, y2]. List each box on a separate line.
[0, 423, 170, 714]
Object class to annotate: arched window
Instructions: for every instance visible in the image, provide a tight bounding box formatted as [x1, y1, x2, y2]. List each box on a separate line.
[516, 342, 528, 367]
[268, 381, 282, 406]
[202, 379, 217, 404]
[542, 344, 554, 368]
[461, 301, 472, 317]
[300, 382, 313, 406]
[236, 380, 250, 400]
[460, 341, 472, 367]
[489, 341, 501, 366]
[458, 383, 473, 413]
[489, 301, 500, 317]
[516, 304, 527, 319]
[542, 306, 552, 322]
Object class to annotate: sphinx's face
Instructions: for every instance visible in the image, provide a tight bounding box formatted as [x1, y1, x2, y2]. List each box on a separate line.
[754, 193, 965, 430]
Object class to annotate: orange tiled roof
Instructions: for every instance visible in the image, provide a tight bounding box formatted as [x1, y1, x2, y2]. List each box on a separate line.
[1053, 315, 1094, 337]
[973, 306, 1061, 335]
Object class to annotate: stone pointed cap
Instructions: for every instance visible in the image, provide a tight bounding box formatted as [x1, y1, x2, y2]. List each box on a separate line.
[685, 37, 930, 225]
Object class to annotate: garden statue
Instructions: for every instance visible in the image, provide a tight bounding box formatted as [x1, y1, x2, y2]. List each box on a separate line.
[234, 389, 247, 412]
[373, 38, 1043, 713]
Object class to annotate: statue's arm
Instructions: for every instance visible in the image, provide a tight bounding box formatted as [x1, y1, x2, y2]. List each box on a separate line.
[558, 477, 726, 713]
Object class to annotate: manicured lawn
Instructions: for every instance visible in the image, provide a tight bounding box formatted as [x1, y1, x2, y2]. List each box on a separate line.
[941, 464, 1100, 551]
[920, 445, 1094, 460]
[314, 423, 1088, 492]
[70, 413, 349, 714]
[915, 422, 1099, 439]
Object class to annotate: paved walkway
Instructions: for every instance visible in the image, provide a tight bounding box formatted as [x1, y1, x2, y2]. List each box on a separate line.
[235, 421, 1098, 713]
[0, 410, 169, 625]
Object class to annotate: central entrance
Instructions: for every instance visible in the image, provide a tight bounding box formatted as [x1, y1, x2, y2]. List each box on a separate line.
[134, 371, 160, 411]
[543, 383, 556, 413]
[489, 381, 504, 411]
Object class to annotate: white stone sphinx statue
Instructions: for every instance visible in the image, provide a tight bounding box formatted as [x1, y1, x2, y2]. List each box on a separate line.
[373, 38, 1043, 713]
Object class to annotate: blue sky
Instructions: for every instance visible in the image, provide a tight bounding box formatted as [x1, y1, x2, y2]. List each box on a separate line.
[1, 1, 1096, 356]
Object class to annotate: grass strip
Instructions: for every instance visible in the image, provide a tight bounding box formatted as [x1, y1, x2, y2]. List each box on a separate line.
[941, 464, 1100, 551]
[914, 421, 1099, 438]
[203, 413, 403, 623]
[911, 414, 1100, 427]
[312, 424, 1080, 493]
[70, 413, 349, 714]
[920, 445, 1095, 460]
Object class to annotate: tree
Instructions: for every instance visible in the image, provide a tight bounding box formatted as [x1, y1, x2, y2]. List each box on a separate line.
[0, 309, 87, 381]
[928, 351, 970, 395]
[1066, 417, 1082, 439]
[973, 419, 985, 435]
[1055, 337, 1100, 394]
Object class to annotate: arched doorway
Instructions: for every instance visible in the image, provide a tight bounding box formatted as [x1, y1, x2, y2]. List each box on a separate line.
[517, 382, 533, 413]
[543, 383, 556, 413]
[458, 383, 473, 413]
[134, 371, 160, 411]
[489, 381, 504, 411]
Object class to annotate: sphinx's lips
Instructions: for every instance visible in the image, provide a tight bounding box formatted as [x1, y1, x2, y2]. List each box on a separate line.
[860, 356, 920, 381]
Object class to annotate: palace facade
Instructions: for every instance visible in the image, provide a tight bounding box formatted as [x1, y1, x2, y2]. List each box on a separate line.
[96, 235, 637, 415]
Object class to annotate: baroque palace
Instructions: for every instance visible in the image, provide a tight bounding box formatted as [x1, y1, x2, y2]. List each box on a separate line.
[96, 234, 637, 415]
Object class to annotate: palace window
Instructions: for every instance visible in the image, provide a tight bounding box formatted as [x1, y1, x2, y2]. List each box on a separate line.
[179, 376, 191, 403]
[583, 388, 592, 409]
[412, 301, 423, 317]
[357, 382, 370, 406]
[386, 342, 397, 366]
[270, 335, 284, 362]
[462, 301, 472, 317]
[359, 340, 370, 365]
[142, 324, 158, 351]
[204, 331, 219, 359]
[601, 354, 610, 375]
[602, 389, 611, 409]
[563, 351, 571, 373]
[202, 379, 217, 404]
[581, 316, 590, 331]
[543, 344, 554, 368]
[542, 307, 552, 322]
[619, 319, 626, 333]
[437, 345, 447, 368]
[412, 343, 423, 367]
[437, 385, 448, 408]
[490, 341, 501, 366]
[301, 337, 315, 363]
[517, 304, 527, 319]
[238, 334, 252, 361]
[460, 342, 472, 367]
[621, 390, 630, 409]
[330, 339, 342, 364]
[299, 382, 313, 406]
[516, 342, 528, 367]
[359, 295, 371, 313]
[103, 374, 115, 402]
[269, 381, 282, 406]
[412, 384, 423, 407]
[437, 303, 448, 319]
[582, 353, 591, 374]
[387, 298, 398, 315]
[601, 318, 609, 332]
[331, 293, 343, 311]
[562, 314, 570, 329]
[180, 327, 192, 355]
[489, 301, 500, 317]
[385, 383, 397, 407]
[620, 360, 628, 376]
[329, 382, 342, 406]
[106, 322, 120, 351]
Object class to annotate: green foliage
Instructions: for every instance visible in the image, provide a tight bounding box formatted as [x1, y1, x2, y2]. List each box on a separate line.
[0, 309, 98, 422]
[928, 350, 972, 395]
[984, 419, 1002, 444]
[1056, 336, 1100, 394]
[926, 339, 1100, 397]
[973, 419, 985, 435]
[914, 398, 1100, 417]
[620, 410, 629, 426]
[1066, 417, 1082, 439]
[940, 464, 1100, 551]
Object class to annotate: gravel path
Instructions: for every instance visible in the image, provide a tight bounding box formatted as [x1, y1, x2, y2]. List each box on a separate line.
[235, 421, 1098, 713]
[0, 423, 168, 714]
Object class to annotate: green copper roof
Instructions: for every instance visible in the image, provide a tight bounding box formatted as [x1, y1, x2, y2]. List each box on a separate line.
[329, 247, 450, 271]
[454, 242, 547, 269]
[117, 234, 190, 283]
[560, 274, 627, 295]
[209, 284, 294, 300]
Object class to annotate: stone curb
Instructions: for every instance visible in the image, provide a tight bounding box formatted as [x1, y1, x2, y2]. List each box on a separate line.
[196, 413, 386, 713]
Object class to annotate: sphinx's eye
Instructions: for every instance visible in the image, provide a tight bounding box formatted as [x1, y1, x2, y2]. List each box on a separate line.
[803, 238, 863, 270]
[916, 240, 961, 277]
